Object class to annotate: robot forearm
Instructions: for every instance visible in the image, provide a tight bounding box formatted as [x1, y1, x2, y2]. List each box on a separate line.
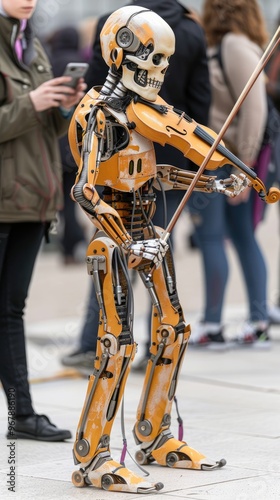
[72, 180, 133, 249]
[154, 164, 250, 198]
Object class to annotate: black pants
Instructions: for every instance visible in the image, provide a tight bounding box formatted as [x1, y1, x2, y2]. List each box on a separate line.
[60, 171, 85, 258]
[0, 222, 44, 417]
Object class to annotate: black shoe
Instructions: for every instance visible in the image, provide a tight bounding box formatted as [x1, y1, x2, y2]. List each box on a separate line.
[6, 414, 72, 442]
[61, 348, 95, 374]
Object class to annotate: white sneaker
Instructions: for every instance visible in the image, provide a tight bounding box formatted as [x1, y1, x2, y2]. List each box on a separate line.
[188, 323, 226, 351]
[231, 322, 271, 349]
[268, 305, 280, 324]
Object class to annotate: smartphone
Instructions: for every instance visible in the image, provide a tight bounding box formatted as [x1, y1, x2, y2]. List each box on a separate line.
[62, 62, 89, 88]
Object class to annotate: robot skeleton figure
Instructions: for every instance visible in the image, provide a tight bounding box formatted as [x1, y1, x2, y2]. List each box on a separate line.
[68, 5, 279, 494]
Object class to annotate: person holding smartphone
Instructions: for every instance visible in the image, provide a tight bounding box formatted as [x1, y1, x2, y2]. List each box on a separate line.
[0, 0, 86, 441]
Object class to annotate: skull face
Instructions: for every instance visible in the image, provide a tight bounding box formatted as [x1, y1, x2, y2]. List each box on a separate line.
[122, 33, 174, 101]
[100, 6, 175, 102]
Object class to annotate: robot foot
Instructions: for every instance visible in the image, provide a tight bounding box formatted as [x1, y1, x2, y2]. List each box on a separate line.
[137, 437, 226, 471]
[72, 459, 164, 494]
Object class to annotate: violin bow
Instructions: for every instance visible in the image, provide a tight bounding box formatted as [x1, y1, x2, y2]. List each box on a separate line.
[162, 25, 280, 243]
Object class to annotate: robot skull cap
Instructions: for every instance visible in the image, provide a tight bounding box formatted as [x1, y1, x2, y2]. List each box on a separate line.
[100, 5, 175, 102]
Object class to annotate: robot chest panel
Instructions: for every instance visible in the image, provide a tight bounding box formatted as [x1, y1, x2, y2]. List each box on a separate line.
[97, 130, 157, 192]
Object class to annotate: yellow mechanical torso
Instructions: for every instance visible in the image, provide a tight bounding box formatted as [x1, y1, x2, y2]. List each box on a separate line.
[96, 129, 156, 192]
[69, 87, 157, 193]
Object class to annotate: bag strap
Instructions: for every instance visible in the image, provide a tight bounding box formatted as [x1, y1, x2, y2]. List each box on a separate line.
[209, 44, 237, 103]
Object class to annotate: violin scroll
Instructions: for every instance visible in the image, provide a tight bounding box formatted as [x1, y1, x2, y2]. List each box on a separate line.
[264, 186, 280, 204]
[249, 175, 280, 204]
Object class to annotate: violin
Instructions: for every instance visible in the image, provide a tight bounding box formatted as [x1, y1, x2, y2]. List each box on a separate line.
[126, 95, 280, 204]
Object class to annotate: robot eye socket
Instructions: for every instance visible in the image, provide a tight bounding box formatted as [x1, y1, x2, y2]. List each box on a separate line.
[152, 53, 163, 66]
[116, 27, 140, 52]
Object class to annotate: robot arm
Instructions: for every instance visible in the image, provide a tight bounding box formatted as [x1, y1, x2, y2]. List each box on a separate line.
[71, 104, 133, 249]
[126, 97, 280, 204]
[154, 164, 250, 198]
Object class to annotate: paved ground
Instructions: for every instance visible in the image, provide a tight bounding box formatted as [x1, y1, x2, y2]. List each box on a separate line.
[0, 206, 280, 499]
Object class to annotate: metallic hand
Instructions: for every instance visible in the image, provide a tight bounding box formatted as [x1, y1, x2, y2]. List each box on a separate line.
[129, 238, 169, 268]
[209, 173, 251, 197]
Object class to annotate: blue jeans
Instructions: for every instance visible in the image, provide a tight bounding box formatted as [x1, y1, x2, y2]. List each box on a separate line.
[188, 167, 268, 323]
[0, 222, 44, 417]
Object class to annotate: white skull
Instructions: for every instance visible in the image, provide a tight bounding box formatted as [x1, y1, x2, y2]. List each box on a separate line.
[122, 28, 175, 101]
[100, 6, 175, 102]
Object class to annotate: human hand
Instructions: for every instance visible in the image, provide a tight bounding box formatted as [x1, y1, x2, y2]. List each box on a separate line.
[59, 77, 87, 110]
[29, 76, 87, 112]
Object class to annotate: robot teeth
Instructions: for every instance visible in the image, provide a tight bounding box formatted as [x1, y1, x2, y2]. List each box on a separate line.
[137, 69, 148, 86]
[147, 78, 161, 89]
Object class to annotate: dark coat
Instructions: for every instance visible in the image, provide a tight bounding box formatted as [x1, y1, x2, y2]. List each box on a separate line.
[85, 0, 211, 168]
[0, 16, 69, 222]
